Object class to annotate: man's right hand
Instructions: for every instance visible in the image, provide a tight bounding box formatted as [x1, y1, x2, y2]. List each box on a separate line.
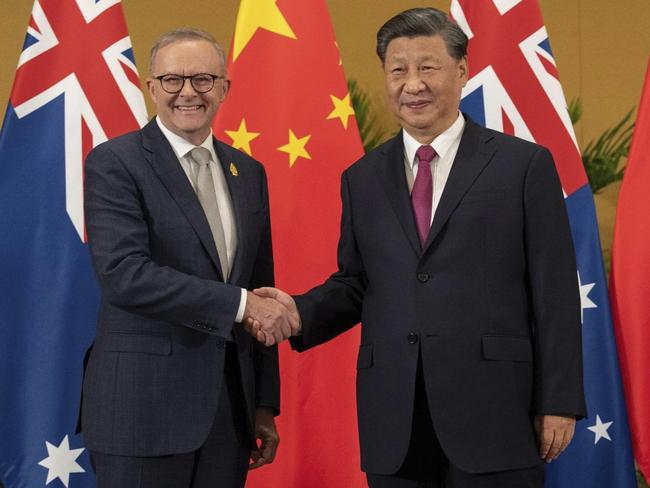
[242, 290, 300, 346]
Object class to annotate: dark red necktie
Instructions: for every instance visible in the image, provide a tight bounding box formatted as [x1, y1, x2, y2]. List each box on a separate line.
[412, 145, 436, 246]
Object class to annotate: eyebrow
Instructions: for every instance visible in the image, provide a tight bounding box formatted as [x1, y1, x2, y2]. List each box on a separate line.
[387, 54, 440, 64]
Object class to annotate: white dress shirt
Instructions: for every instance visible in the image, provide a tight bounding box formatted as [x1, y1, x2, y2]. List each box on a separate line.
[403, 112, 466, 223]
[156, 117, 247, 322]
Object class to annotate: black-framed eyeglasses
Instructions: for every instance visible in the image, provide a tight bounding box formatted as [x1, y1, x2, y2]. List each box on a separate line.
[155, 73, 226, 94]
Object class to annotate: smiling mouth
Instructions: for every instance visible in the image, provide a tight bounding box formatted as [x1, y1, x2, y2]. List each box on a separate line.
[403, 101, 431, 110]
[174, 105, 203, 112]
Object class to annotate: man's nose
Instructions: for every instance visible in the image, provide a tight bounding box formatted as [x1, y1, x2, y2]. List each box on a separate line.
[180, 78, 198, 96]
[403, 71, 425, 94]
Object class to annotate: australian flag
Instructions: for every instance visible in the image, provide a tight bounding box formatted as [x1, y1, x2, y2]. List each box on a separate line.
[451, 0, 637, 486]
[0, 1, 146, 486]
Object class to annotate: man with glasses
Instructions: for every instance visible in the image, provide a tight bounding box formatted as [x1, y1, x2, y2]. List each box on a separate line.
[80, 28, 298, 488]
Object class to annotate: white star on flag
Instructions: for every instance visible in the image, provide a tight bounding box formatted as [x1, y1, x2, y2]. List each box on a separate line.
[577, 271, 597, 324]
[587, 414, 613, 444]
[38, 435, 85, 487]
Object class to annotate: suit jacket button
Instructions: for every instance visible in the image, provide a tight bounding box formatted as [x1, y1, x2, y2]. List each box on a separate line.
[407, 332, 419, 344]
[417, 272, 430, 283]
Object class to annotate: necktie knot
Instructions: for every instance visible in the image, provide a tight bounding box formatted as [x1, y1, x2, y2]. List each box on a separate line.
[416, 145, 436, 165]
[190, 146, 211, 166]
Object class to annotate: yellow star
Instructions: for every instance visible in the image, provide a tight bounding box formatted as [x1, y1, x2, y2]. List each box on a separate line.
[224, 118, 260, 156]
[277, 129, 311, 167]
[326, 93, 355, 129]
[232, 0, 297, 61]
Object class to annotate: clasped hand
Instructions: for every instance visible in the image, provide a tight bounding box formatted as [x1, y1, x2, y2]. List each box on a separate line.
[242, 287, 301, 346]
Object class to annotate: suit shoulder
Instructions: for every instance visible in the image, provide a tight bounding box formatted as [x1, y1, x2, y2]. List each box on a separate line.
[480, 125, 550, 157]
[88, 128, 144, 161]
[365, 135, 400, 159]
[344, 135, 400, 177]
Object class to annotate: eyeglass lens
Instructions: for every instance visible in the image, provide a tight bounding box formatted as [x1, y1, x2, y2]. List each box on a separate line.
[160, 75, 217, 93]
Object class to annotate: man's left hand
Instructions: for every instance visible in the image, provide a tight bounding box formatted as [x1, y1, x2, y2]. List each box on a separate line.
[249, 407, 279, 470]
[534, 414, 576, 463]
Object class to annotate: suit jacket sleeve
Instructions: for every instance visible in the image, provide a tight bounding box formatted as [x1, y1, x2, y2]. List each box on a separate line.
[292, 170, 366, 351]
[84, 142, 242, 339]
[524, 146, 586, 418]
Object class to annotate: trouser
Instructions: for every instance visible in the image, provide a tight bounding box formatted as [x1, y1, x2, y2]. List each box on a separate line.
[367, 355, 544, 488]
[90, 342, 251, 488]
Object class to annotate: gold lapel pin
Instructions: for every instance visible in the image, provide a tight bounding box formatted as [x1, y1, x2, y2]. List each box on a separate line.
[229, 162, 238, 176]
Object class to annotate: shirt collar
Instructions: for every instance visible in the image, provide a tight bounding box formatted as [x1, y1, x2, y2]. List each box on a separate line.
[155, 116, 217, 162]
[403, 112, 465, 168]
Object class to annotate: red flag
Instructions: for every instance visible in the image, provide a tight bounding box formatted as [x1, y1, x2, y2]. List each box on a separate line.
[610, 57, 650, 480]
[214, 0, 365, 486]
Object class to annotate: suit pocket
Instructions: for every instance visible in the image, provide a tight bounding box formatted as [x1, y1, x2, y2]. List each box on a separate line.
[482, 334, 532, 362]
[102, 332, 172, 356]
[357, 343, 373, 370]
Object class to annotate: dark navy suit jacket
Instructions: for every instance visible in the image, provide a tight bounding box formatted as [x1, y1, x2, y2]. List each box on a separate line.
[292, 116, 586, 475]
[80, 118, 279, 456]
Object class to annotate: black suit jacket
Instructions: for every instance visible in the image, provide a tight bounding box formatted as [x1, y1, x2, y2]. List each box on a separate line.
[80, 119, 279, 456]
[292, 117, 585, 474]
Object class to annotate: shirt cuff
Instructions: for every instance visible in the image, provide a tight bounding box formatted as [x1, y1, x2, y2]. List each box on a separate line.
[235, 288, 247, 323]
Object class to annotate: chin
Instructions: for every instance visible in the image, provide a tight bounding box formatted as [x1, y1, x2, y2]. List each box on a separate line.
[401, 112, 434, 125]
[175, 120, 204, 131]
[404, 120, 435, 131]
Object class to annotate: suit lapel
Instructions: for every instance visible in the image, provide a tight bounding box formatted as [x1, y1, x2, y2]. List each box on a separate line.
[376, 132, 421, 256]
[422, 118, 496, 253]
[214, 140, 247, 285]
[141, 120, 225, 278]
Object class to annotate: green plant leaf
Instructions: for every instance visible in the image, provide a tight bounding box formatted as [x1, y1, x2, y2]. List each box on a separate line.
[348, 79, 389, 153]
[582, 108, 635, 194]
[569, 97, 582, 125]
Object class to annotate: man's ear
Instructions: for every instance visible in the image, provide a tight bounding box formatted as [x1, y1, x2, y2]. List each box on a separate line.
[146, 78, 157, 102]
[220, 79, 231, 101]
[459, 56, 469, 85]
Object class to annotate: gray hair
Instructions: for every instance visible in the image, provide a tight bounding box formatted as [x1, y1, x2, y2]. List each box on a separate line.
[149, 28, 227, 75]
[376, 8, 468, 63]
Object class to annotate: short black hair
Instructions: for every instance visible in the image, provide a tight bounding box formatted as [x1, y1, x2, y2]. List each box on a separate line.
[376, 8, 468, 63]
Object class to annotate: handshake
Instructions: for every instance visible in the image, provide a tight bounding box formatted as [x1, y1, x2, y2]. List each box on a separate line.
[242, 287, 301, 346]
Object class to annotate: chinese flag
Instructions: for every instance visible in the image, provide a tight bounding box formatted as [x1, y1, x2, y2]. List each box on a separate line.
[610, 57, 650, 481]
[214, 1, 366, 486]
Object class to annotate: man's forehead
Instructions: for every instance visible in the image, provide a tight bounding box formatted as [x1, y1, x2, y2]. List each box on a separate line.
[388, 51, 439, 61]
[383, 35, 455, 64]
[153, 40, 223, 69]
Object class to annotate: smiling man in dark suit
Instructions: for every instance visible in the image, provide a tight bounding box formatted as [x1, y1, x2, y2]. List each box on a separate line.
[80, 28, 298, 488]
[252, 7, 585, 488]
